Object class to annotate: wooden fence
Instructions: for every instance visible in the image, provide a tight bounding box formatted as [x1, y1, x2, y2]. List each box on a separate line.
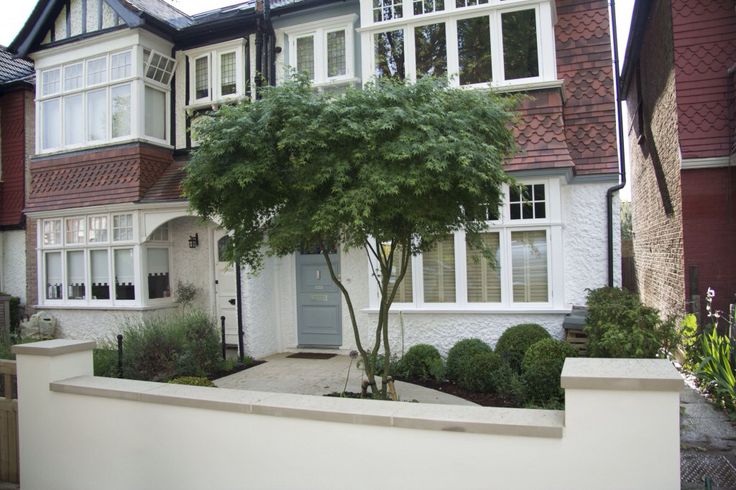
[0, 360, 18, 484]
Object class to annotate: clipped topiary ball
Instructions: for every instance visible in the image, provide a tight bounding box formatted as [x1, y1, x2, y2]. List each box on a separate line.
[446, 338, 492, 383]
[521, 338, 577, 404]
[495, 323, 551, 373]
[456, 351, 502, 392]
[395, 344, 445, 382]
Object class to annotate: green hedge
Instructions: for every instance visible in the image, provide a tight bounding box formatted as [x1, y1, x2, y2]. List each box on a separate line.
[521, 338, 577, 404]
[396, 344, 445, 382]
[446, 338, 492, 383]
[495, 324, 550, 373]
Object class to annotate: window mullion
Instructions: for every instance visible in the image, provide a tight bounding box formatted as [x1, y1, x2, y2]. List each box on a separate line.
[405, 26, 416, 82]
[490, 11, 504, 83]
[455, 231, 467, 305]
[500, 228, 512, 305]
[413, 252, 424, 307]
[446, 19, 460, 87]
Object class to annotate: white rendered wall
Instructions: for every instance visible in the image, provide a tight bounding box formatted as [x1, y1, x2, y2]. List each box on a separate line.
[15, 344, 682, 490]
[0, 230, 27, 303]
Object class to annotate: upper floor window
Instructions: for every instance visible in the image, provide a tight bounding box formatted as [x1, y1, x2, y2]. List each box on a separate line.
[285, 15, 357, 87]
[362, 0, 555, 88]
[186, 39, 247, 106]
[37, 46, 175, 154]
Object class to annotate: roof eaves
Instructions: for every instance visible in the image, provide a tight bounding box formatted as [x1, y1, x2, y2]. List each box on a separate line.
[620, 0, 653, 97]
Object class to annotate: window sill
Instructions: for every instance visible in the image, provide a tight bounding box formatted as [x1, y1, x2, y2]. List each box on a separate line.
[34, 303, 178, 311]
[185, 96, 250, 114]
[361, 306, 571, 315]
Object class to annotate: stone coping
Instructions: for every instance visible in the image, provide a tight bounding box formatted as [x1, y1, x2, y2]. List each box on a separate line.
[561, 358, 683, 392]
[50, 375, 564, 438]
[13, 339, 97, 357]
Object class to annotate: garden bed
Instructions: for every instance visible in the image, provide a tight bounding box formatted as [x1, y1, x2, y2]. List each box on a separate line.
[207, 359, 265, 380]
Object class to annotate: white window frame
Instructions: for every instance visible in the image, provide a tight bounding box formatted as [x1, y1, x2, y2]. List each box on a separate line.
[360, 0, 556, 89]
[285, 15, 358, 88]
[367, 178, 565, 312]
[186, 39, 247, 107]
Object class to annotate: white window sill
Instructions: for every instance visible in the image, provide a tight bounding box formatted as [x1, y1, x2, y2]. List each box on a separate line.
[361, 306, 572, 315]
[185, 95, 249, 114]
[34, 303, 178, 311]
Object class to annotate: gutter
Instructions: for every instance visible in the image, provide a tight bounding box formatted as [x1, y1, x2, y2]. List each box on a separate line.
[606, 0, 627, 287]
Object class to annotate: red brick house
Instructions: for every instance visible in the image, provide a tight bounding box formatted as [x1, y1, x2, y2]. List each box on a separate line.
[0, 47, 34, 305]
[622, 0, 736, 318]
[8, 0, 621, 356]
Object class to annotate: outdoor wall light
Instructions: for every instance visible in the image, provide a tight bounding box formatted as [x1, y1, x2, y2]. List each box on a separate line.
[188, 233, 199, 249]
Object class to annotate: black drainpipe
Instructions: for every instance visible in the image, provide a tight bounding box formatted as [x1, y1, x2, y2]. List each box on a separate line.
[236, 262, 245, 363]
[606, 0, 627, 287]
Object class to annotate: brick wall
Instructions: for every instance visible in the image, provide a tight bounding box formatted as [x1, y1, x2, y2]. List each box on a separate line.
[627, 0, 685, 317]
[25, 217, 37, 309]
[0, 88, 28, 227]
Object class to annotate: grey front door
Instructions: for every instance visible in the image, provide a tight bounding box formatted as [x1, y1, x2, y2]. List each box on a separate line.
[296, 248, 342, 347]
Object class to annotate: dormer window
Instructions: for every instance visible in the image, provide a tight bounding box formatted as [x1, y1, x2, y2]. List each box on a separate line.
[186, 39, 247, 106]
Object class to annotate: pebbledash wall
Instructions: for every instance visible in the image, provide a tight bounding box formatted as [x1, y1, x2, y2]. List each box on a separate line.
[239, 180, 618, 359]
[14, 340, 682, 490]
[0, 230, 26, 302]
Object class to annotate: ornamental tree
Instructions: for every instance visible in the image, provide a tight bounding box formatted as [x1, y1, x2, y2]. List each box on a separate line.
[183, 76, 517, 398]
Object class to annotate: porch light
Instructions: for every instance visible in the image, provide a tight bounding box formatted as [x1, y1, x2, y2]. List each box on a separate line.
[188, 233, 199, 249]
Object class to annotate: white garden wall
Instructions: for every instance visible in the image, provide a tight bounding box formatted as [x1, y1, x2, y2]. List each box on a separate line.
[0, 230, 26, 303]
[14, 340, 682, 490]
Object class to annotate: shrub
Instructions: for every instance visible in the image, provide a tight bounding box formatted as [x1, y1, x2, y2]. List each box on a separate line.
[521, 338, 577, 404]
[93, 348, 119, 378]
[446, 338, 492, 383]
[173, 310, 221, 377]
[395, 344, 445, 382]
[585, 287, 678, 358]
[0, 294, 21, 334]
[169, 376, 216, 387]
[495, 323, 551, 373]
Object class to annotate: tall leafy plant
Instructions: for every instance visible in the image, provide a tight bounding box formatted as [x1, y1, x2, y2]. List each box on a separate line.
[183, 76, 517, 398]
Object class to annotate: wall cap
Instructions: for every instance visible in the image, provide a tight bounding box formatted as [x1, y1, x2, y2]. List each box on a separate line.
[13, 339, 97, 357]
[50, 376, 564, 438]
[561, 358, 682, 392]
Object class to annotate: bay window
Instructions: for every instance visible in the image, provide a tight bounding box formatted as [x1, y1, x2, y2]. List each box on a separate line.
[36, 46, 174, 153]
[285, 16, 357, 87]
[38, 212, 174, 307]
[369, 179, 564, 311]
[363, 0, 555, 88]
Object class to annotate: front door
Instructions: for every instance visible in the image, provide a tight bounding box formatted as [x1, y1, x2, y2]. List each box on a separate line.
[296, 248, 342, 347]
[214, 230, 238, 345]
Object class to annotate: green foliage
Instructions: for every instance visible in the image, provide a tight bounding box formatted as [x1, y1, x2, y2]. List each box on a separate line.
[446, 338, 492, 383]
[696, 326, 736, 408]
[93, 349, 119, 378]
[0, 294, 21, 334]
[395, 344, 445, 382]
[495, 323, 550, 373]
[183, 75, 517, 397]
[174, 281, 198, 306]
[456, 351, 502, 392]
[521, 338, 577, 404]
[117, 310, 222, 382]
[168, 376, 216, 387]
[679, 313, 699, 370]
[584, 287, 679, 358]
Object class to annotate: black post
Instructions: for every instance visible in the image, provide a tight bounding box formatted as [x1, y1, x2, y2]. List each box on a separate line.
[116, 334, 123, 378]
[220, 316, 227, 360]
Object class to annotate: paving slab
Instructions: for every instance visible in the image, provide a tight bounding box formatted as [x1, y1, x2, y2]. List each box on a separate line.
[215, 352, 477, 406]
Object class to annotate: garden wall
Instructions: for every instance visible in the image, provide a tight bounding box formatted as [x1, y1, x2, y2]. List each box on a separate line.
[14, 340, 682, 490]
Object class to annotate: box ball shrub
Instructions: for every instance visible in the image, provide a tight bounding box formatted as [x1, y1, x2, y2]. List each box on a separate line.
[495, 323, 551, 373]
[446, 338, 492, 383]
[455, 351, 501, 392]
[521, 338, 577, 404]
[396, 344, 445, 382]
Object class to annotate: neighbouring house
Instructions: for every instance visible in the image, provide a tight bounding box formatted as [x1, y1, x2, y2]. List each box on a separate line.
[621, 0, 736, 319]
[0, 46, 34, 306]
[8, 0, 620, 357]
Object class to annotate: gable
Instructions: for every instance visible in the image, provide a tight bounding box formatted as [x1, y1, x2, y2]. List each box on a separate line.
[40, 0, 127, 46]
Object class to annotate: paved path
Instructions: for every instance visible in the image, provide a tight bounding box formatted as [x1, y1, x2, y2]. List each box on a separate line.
[215, 352, 477, 406]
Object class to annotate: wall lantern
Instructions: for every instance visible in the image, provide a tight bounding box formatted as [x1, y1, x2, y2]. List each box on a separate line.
[188, 233, 199, 249]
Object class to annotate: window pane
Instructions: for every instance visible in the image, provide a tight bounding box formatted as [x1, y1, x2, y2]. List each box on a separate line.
[87, 57, 108, 85]
[467, 233, 500, 302]
[65, 218, 85, 244]
[42, 99, 61, 150]
[509, 184, 546, 220]
[327, 30, 347, 78]
[111, 51, 131, 80]
[45, 252, 63, 300]
[113, 214, 133, 241]
[91, 249, 111, 300]
[149, 223, 169, 242]
[502, 9, 539, 80]
[423, 236, 455, 303]
[455, 0, 488, 8]
[63, 64, 83, 91]
[88, 216, 108, 243]
[111, 84, 131, 138]
[67, 250, 86, 300]
[43, 219, 62, 246]
[414, 0, 444, 15]
[42, 69, 61, 96]
[385, 244, 413, 303]
[458, 16, 492, 85]
[114, 248, 135, 300]
[220, 52, 237, 95]
[147, 248, 170, 299]
[87, 89, 107, 141]
[374, 30, 405, 80]
[195, 57, 209, 99]
[373, 0, 402, 22]
[63, 95, 84, 146]
[296, 36, 315, 80]
[511, 230, 548, 302]
[415, 23, 447, 78]
[145, 86, 166, 140]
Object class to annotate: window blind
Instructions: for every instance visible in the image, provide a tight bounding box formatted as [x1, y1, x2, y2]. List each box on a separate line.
[423, 235, 455, 302]
[114, 249, 134, 284]
[147, 248, 169, 275]
[90, 250, 109, 284]
[511, 230, 548, 302]
[466, 232, 501, 302]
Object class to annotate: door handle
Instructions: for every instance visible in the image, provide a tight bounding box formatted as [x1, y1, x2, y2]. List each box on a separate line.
[228, 299, 236, 305]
